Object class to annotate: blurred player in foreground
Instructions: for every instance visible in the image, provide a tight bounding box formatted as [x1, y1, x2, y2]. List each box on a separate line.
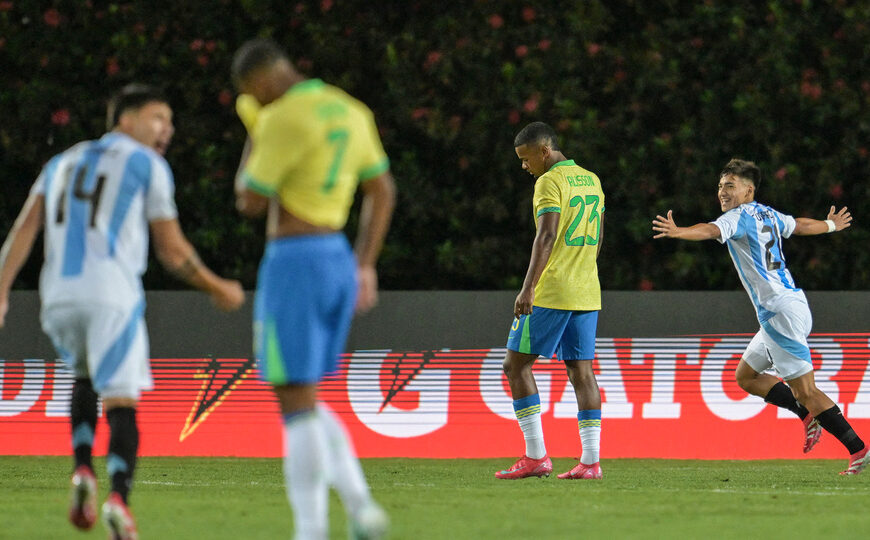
[495, 122, 606, 480]
[652, 158, 867, 475]
[231, 39, 396, 539]
[0, 84, 244, 539]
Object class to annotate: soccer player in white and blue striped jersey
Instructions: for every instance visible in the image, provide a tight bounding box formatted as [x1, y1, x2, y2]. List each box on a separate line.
[652, 158, 868, 475]
[0, 84, 244, 538]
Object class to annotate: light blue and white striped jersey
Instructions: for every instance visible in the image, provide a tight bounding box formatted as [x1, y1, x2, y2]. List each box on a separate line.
[712, 201, 806, 322]
[31, 132, 177, 310]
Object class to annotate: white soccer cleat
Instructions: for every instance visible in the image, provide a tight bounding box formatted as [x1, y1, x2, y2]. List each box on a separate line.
[102, 492, 138, 540]
[350, 501, 389, 540]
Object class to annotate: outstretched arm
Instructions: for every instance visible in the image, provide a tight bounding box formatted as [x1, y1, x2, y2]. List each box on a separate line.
[793, 206, 851, 236]
[652, 210, 720, 241]
[150, 219, 245, 312]
[0, 193, 45, 328]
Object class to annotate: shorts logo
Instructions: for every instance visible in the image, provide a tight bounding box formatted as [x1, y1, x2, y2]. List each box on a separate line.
[179, 357, 256, 441]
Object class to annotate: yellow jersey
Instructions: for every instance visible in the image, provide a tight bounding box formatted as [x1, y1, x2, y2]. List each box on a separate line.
[532, 160, 604, 311]
[237, 79, 389, 229]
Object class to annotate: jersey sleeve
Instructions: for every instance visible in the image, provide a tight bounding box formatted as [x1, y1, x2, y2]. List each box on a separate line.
[773, 209, 797, 238]
[711, 209, 742, 244]
[29, 154, 64, 197]
[356, 109, 390, 182]
[533, 174, 561, 218]
[242, 111, 305, 196]
[145, 157, 178, 222]
[235, 94, 262, 134]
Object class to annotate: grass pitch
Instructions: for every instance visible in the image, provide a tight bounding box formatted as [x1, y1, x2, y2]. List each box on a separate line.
[1, 456, 868, 539]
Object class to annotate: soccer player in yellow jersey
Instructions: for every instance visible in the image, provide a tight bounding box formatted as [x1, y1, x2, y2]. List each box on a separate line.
[495, 122, 605, 481]
[231, 39, 396, 539]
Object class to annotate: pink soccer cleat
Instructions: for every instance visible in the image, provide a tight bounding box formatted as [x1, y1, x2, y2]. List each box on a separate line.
[69, 465, 98, 530]
[840, 446, 870, 476]
[557, 461, 603, 480]
[102, 492, 138, 540]
[494, 455, 553, 479]
[802, 416, 822, 454]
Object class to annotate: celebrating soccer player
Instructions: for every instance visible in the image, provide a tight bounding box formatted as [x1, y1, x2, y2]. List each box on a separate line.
[0, 84, 244, 539]
[231, 39, 396, 539]
[652, 158, 867, 475]
[495, 122, 606, 480]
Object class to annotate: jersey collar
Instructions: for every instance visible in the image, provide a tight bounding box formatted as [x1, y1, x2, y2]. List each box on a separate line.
[548, 159, 576, 171]
[287, 78, 325, 95]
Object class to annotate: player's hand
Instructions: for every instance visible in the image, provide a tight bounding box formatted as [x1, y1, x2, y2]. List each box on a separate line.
[514, 287, 534, 319]
[211, 279, 245, 312]
[0, 295, 8, 328]
[356, 265, 378, 314]
[652, 210, 680, 239]
[827, 206, 852, 231]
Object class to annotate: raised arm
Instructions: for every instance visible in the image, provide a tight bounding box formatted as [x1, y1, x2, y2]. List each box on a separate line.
[149, 219, 244, 311]
[652, 210, 721, 241]
[793, 206, 851, 236]
[0, 193, 45, 328]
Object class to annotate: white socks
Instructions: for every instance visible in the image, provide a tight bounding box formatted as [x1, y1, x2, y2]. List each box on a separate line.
[283, 406, 374, 539]
[577, 410, 602, 465]
[283, 410, 328, 540]
[316, 405, 371, 517]
[513, 394, 547, 459]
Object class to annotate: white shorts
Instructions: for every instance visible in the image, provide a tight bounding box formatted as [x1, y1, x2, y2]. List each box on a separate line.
[41, 301, 152, 399]
[742, 299, 813, 381]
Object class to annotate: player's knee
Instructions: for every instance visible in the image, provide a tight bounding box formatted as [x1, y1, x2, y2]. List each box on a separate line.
[565, 360, 595, 385]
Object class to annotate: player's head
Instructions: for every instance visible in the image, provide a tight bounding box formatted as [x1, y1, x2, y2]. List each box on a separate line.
[232, 38, 299, 106]
[514, 122, 562, 178]
[107, 84, 174, 155]
[718, 158, 759, 211]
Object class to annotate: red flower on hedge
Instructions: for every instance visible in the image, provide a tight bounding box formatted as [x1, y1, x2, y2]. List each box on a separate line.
[515, 45, 528, 58]
[51, 109, 70, 126]
[321, 0, 333, 11]
[190, 39, 204, 51]
[423, 51, 442, 70]
[829, 184, 843, 199]
[197, 54, 209, 67]
[587, 43, 601, 56]
[411, 107, 429, 120]
[218, 89, 232, 106]
[0, 2, 13, 12]
[523, 94, 539, 113]
[507, 110, 520, 124]
[537, 39, 551, 51]
[43, 8, 61, 27]
[106, 57, 120, 76]
[522, 7, 535, 22]
[774, 167, 787, 180]
[488, 14, 504, 29]
[638, 278, 654, 291]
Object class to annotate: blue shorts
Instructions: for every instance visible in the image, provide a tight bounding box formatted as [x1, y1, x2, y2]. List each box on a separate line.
[506, 307, 598, 360]
[253, 234, 357, 385]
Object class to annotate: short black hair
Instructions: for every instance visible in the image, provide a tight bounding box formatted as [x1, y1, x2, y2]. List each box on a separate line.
[720, 158, 761, 190]
[232, 38, 287, 87]
[106, 83, 168, 130]
[514, 121, 560, 151]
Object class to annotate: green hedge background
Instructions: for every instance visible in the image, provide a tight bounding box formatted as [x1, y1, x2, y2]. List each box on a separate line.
[2, 1, 868, 291]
